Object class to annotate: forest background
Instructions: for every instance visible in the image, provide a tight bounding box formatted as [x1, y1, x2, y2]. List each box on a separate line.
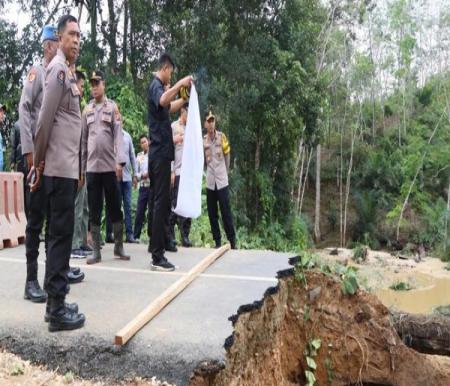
[0, 0, 449, 260]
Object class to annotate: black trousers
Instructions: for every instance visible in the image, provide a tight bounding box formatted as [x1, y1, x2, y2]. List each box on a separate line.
[134, 186, 150, 239]
[169, 175, 191, 239]
[43, 176, 77, 298]
[19, 165, 30, 218]
[25, 180, 48, 281]
[206, 185, 236, 244]
[87, 172, 123, 227]
[148, 159, 171, 261]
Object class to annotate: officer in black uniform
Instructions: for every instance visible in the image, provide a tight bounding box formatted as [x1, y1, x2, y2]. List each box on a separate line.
[147, 53, 192, 271]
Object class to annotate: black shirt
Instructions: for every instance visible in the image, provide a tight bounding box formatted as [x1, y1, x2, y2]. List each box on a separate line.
[147, 76, 174, 161]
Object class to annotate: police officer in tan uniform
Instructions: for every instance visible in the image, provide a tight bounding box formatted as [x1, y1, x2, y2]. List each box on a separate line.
[19, 24, 84, 305]
[32, 15, 85, 331]
[81, 69, 129, 265]
[203, 111, 237, 249]
[169, 103, 192, 247]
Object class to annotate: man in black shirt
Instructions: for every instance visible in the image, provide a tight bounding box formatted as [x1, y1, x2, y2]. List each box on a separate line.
[147, 53, 192, 271]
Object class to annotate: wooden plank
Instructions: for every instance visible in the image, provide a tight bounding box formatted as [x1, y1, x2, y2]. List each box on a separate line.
[114, 244, 231, 346]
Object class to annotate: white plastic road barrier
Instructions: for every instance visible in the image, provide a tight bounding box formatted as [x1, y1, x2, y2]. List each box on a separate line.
[174, 84, 204, 218]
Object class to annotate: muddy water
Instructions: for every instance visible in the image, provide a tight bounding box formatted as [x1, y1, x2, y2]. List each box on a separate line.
[376, 272, 450, 314]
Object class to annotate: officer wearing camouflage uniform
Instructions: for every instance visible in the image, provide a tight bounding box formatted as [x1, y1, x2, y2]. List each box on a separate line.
[81, 70, 129, 265]
[203, 111, 237, 249]
[32, 15, 86, 331]
[19, 24, 83, 305]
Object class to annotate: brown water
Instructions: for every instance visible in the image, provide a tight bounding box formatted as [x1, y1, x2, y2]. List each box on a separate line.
[376, 272, 450, 314]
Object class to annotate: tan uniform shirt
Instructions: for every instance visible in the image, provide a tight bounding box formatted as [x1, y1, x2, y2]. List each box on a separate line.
[136, 151, 150, 188]
[18, 61, 46, 155]
[34, 49, 81, 180]
[171, 119, 185, 176]
[204, 130, 230, 190]
[81, 97, 126, 174]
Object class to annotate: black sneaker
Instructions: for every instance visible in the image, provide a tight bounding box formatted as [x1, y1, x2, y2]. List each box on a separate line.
[151, 258, 175, 272]
[70, 249, 87, 259]
[165, 243, 178, 252]
[126, 236, 139, 244]
[80, 245, 93, 255]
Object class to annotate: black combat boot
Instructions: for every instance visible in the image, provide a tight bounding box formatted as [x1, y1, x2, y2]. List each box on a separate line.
[230, 237, 237, 250]
[113, 222, 130, 260]
[214, 239, 222, 249]
[180, 220, 192, 247]
[24, 279, 47, 303]
[47, 297, 85, 332]
[87, 225, 102, 265]
[166, 222, 178, 252]
[44, 299, 79, 322]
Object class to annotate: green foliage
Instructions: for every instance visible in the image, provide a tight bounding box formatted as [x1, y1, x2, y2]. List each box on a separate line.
[63, 371, 75, 384]
[1, 0, 449, 255]
[389, 281, 414, 291]
[335, 265, 360, 296]
[294, 251, 320, 288]
[304, 338, 321, 386]
[433, 304, 450, 316]
[352, 244, 368, 263]
[10, 363, 24, 376]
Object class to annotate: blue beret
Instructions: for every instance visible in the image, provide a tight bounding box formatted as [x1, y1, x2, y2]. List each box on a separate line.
[41, 25, 58, 43]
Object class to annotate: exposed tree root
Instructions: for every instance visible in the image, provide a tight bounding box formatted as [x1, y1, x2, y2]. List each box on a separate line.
[392, 312, 450, 356]
[190, 266, 450, 386]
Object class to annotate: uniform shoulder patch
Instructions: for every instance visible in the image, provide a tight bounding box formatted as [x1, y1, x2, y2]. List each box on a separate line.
[221, 133, 231, 155]
[57, 70, 65, 85]
[27, 69, 37, 83]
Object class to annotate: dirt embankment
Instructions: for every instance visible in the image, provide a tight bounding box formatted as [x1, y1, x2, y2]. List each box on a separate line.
[190, 261, 450, 386]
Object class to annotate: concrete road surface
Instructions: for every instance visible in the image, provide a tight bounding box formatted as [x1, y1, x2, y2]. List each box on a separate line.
[0, 243, 293, 385]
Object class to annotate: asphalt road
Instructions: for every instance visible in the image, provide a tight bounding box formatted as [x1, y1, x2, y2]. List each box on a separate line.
[0, 243, 293, 385]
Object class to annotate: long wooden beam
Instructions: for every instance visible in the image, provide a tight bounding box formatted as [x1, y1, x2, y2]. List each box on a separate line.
[114, 244, 231, 346]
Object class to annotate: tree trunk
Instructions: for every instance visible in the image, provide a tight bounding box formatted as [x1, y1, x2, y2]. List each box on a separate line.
[392, 312, 450, 356]
[292, 138, 303, 202]
[254, 136, 261, 225]
[445, 178, 450, 255]
[343, 128, 355, 247]
[107, 0, 118, 72]
[314, 144, 321, 242]
[299, 147, 312, 215]
[295, 140, 304, 212]
[89, 0, 97, 64]
[129, 0, 137, 86]
[122, 0, 129, 77]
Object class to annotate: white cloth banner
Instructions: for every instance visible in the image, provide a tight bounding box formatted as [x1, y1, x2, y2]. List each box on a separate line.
[174, 84, 204, 218]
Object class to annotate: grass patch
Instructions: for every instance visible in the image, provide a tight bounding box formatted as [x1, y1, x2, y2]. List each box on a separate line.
[433, 304, 450, 316]
[389, 281, 414, 291]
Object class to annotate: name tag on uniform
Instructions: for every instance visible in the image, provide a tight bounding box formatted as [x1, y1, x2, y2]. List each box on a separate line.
[70, 83, 80, 96]
[86, 113, 95, 125]
[102, 111, 112, 123]
[215, 143, 222, 158]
